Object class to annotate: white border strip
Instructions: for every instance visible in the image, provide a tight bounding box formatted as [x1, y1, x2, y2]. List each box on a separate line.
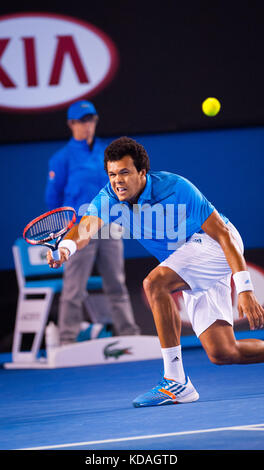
[18, 423, 264, 450]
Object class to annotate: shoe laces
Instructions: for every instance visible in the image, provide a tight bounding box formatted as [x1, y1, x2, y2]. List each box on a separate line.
[156, 377, 171, 389]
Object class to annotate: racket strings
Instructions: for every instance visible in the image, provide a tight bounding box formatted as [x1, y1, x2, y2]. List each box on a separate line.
[26, 209, 74, 241]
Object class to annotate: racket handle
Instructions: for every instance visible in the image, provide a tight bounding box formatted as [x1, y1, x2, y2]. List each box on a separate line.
[52, 249, 61, 261]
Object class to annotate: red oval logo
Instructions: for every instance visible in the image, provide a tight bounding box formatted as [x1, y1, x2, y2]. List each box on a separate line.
[0, 12, 119, 112]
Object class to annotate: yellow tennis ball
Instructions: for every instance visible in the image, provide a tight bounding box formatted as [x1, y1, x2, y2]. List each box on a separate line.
[202, 97, 221, 116]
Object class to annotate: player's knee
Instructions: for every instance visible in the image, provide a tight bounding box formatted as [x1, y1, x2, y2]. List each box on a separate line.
[143, 273, 166, 299]
[207, 344, 240, 365]
[143, 275, 157, 296]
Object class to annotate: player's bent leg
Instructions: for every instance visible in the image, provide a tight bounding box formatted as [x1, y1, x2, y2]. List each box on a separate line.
[143, 265, 190, 348]
[143, 265, 190, 298]
[132, 266, 200, 408]
[199, 320, 240, 364]
[200, 320, 264, 365]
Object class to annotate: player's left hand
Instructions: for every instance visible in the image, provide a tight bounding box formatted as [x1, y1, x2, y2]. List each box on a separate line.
[237, 291, 264, 330]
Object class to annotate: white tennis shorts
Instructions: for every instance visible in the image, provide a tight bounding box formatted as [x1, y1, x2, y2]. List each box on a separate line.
[159, 222, 244, 337]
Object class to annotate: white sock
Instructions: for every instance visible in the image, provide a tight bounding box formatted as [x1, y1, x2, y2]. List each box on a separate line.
[161, 345, 186, 384]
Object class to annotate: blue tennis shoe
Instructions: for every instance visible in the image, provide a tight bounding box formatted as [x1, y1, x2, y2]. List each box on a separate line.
[133, 376, 199, 408]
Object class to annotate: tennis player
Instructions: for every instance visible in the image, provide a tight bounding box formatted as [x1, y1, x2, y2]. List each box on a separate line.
[47, 137, 264, 408]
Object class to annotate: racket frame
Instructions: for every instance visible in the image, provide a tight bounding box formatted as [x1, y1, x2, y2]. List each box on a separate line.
[23, 207, 76, 251]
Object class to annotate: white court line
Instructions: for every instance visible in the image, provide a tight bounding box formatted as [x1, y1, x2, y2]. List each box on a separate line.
[18, 423, 264, 450]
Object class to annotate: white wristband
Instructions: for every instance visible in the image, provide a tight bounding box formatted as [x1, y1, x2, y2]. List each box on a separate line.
[58, 239, 77, 257]
[233, 271, 254, 294]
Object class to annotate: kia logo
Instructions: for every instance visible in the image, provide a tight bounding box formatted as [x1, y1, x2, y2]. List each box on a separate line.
[0, 12, 119, 112]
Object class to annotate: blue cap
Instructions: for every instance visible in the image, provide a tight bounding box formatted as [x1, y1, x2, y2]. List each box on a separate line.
[67, 100, 97, 120]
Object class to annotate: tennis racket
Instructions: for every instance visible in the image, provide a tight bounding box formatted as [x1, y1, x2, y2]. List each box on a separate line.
[23, 207, 77, 260]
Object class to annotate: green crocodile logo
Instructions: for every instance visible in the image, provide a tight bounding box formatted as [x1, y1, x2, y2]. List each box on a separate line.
[103, 341, 132, 360]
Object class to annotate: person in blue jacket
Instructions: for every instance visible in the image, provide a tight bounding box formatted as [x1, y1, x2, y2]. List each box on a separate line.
[45, 100, 140, 344]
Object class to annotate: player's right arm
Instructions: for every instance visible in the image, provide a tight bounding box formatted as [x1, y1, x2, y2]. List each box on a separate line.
[47, 215, 104, 268]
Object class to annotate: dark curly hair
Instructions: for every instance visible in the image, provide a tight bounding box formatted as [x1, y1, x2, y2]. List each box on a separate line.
[104, 137, 150, 173]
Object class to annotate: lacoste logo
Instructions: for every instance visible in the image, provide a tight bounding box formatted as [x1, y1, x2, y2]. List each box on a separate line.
[103, 341, 132, 360]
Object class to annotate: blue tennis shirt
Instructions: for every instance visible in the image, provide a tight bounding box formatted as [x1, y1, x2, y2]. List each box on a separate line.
[85, 171, 228, 262]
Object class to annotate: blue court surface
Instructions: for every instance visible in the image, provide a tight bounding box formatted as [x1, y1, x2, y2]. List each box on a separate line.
[0, 346, 263, 452]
